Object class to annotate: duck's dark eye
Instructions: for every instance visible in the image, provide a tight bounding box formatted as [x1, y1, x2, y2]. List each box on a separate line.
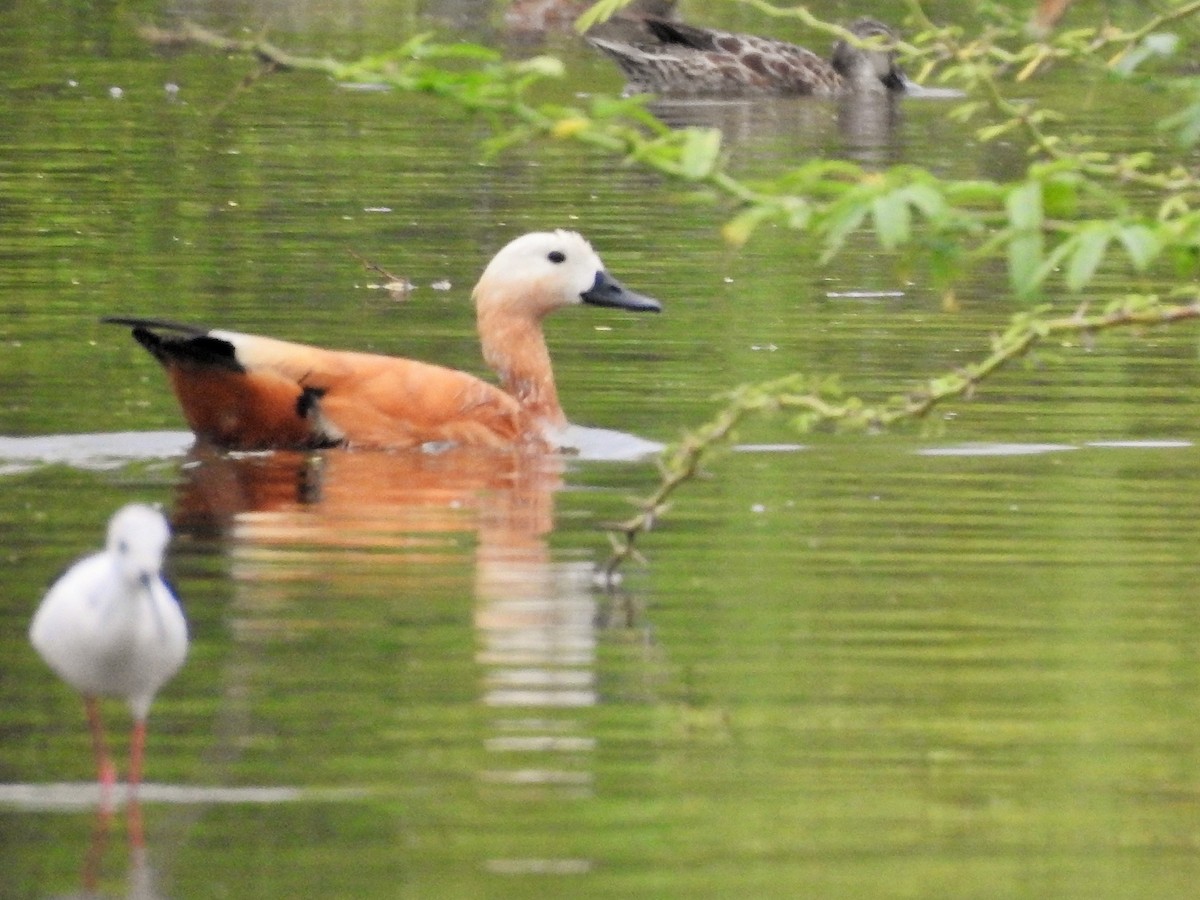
[548, 250, 566, 264]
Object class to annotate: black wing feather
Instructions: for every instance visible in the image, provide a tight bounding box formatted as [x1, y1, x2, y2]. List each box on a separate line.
[102, 317, 244, 373]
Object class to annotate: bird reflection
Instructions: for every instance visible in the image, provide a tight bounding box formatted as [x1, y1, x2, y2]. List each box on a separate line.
[170, 446, 593, 688]
[171, 445, 611, 869]
[171, 444, 562, 550]
[647, 93, 904, 162]
[77, 795, 163, 898]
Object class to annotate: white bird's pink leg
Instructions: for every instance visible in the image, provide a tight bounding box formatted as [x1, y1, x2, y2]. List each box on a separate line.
[82, 808, 112, 891]
[128, 793, 146, 849]
[84, 697, 117, 806]
[129, 718, 147, 789]
[128, 719, 148, 848]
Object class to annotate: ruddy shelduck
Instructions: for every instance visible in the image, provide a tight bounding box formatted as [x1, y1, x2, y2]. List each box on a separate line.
[30, 503, 189, 796]
[105, 231, 661, 451]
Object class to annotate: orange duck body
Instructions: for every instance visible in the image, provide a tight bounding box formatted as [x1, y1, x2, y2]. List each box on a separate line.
[106, 231, 661, 452]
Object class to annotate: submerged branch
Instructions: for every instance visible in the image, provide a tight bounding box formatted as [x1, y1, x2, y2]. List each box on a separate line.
[138, 22, 343, 75]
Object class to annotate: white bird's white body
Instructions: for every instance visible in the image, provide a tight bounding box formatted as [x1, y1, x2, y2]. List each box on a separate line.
[30, 552, 188, 720]
[29, 503, 188, 795]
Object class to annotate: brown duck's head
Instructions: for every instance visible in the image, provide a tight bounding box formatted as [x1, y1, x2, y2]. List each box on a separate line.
[830, 18, 908, 94]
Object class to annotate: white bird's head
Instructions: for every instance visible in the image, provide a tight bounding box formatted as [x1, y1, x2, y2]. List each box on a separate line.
[473, 230, 662, 320]
[106, 503, 171, 587]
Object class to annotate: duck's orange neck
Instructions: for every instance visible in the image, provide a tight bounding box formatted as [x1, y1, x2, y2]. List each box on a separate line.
[478, 309, 567, 430]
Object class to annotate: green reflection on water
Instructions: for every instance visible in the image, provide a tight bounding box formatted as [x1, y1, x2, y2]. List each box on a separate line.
[3, 1, 1200, 897]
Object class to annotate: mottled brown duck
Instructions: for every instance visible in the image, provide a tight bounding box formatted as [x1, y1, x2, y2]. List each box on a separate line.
[588, 17, 907, 97]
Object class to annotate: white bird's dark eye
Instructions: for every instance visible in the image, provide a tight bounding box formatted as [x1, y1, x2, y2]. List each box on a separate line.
[118, 540, 130, 555]
[548, 251, 566, 264]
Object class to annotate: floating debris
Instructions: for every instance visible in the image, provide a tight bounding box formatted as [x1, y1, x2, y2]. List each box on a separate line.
[348, 249, 414, 300]
[825, 290, 906, 299]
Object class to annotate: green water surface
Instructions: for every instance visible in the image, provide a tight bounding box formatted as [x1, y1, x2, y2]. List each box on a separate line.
[2, 2, 1199, 898]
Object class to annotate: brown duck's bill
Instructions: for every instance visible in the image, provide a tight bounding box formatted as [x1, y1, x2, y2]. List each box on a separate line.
[581, 270, 663, 312]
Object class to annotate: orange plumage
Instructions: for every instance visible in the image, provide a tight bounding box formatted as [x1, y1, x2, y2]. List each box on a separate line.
[106, 231, 661, 452]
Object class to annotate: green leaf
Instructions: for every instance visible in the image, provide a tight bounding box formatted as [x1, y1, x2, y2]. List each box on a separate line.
[820, 201, 870, 263]
[1008, 231, 1045, 296]
[926, 237, 963, 287]
[1066, 224, 1114, 291]
[723, 205, 776, 246]
[784, 198, 812, 230]
[899, 183, 948, 221]
[1112, 31, 1180, 77]
[1041, 177, 1079, 219]
[1118, 224, 1162, 270]
[1030, 235, 1077, 288]
[404, 37, 501, 63]
[977, 120, 1019, 142]
[1006, 180, 1043, 230]
[944, 180, 1006, 205]
[678, 128, 722, 180]
[574, 0, 630, 33]
[947, 101, 983, 123]
[1005, 181, 1046, 295]
[1160, 97, 1200, 148]
[515, 55, 565, 78]
[871, 192, 912, 250]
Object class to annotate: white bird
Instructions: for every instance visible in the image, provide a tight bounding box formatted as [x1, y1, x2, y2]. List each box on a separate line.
[29, 503, 189, 796]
